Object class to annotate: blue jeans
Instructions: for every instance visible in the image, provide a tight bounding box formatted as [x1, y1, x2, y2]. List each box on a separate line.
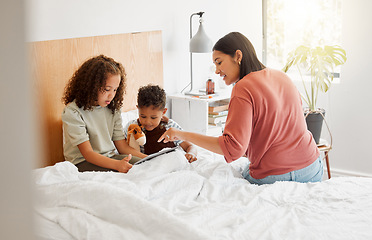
[242, 156, 323, 185]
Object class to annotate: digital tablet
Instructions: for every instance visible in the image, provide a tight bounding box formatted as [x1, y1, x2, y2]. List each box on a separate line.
[134, 147, 178, 165]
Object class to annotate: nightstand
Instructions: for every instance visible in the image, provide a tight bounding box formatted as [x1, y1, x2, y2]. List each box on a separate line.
[169, 91, 231, 136]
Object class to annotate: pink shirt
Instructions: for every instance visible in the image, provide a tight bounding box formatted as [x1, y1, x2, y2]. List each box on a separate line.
[218, 68, 319, 179]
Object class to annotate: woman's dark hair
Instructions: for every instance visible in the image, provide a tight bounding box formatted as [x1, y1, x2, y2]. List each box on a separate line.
[62, 55, 126, 113]
[137, 84, 166, 110]
[213, 32, 265, 79]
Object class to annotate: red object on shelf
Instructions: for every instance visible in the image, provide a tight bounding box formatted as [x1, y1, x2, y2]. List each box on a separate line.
[206, 79, 215, 94]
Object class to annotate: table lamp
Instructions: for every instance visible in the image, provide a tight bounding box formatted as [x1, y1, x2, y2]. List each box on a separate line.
[183, 12, 213, 95]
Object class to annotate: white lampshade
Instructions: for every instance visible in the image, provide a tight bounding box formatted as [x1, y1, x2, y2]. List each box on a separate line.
[189, 20, 213, 53]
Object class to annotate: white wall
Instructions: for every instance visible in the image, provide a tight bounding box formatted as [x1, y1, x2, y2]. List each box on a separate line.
[26, 0, 262, 94]
[327, 0, 372, 176]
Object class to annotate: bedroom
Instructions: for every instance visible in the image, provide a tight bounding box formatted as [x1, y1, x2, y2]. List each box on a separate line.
[1, 0, 372, 239]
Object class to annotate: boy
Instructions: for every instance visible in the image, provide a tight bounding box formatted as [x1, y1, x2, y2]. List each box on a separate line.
[124, 84, 197, 162]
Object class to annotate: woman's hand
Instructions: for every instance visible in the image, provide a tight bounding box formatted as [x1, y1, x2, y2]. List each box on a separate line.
[116, 154, 133, 173]
[158, 128, 183, 143]
[159, 127, 224, 156]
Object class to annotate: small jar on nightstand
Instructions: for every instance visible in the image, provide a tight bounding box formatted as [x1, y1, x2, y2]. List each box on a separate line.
[206, 78, 215, 94]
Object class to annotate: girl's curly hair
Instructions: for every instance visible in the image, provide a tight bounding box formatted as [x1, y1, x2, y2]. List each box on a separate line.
[137, 84, 166, 110]
[62, 55, 126, 113]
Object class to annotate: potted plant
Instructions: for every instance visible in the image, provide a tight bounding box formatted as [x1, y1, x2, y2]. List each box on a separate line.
[282, 45, 347, 144]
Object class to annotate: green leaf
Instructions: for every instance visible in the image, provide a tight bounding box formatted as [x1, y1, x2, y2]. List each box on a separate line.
[282, 44, 347, 109]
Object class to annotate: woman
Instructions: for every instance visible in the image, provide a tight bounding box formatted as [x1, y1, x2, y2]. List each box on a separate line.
[159, 32, 322, 185]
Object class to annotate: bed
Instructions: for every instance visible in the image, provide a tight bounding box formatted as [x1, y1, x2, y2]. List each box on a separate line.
[30, 32, 372, 240]
[33, 145, 372, 240]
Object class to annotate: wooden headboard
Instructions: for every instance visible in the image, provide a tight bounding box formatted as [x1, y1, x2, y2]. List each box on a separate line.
[29, 31, 163, 167]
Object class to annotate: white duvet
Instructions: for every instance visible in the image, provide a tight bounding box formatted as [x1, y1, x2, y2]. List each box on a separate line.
[33, 149, 372, 240]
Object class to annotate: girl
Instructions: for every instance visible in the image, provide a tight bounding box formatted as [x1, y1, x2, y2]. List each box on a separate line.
[159, 32, 323, 185]
[62, 55, 147, 172]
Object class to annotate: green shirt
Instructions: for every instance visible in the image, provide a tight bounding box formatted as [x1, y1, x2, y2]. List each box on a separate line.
[62, 101, 125, 165]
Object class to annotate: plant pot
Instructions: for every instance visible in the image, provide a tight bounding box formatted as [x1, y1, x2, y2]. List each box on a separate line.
[304, 109, 325, 144]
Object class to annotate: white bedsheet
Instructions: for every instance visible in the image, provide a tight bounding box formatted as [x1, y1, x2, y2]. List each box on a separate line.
[33, 149, 372, 240]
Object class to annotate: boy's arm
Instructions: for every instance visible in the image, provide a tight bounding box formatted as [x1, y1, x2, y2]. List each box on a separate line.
[167, 118, 197, 162]
[114, 139, 147, 159]
[77, 141, 132, 173]
[180, 141, 198, 162]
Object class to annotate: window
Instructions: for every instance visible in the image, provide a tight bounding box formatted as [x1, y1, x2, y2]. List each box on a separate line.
[263, 0, 343, 71]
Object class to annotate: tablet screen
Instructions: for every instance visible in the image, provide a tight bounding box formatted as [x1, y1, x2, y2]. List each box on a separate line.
[134, 147, 178, 165]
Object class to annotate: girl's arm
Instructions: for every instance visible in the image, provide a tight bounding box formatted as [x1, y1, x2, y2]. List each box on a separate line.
[114, 139, 147, 159]
[77, 141, 132, 173]
[179, 141, 198, 162]
[159, 128, 223, 155]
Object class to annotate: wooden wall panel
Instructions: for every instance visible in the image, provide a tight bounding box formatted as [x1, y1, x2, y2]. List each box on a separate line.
[29, 31, 163, 167]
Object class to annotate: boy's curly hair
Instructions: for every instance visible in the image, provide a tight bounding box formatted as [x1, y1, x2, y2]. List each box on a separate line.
[62, 55, 126, 113]
[137, 84, 166, 110]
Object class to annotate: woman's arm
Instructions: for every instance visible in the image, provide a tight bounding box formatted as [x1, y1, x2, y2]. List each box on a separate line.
[77, 141, 132, 173]
[159, 128, 223, 155]
[114, 139, 147, 159]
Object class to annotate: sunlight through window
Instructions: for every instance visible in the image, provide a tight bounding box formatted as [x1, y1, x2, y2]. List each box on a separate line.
[263, 0, 343, 70]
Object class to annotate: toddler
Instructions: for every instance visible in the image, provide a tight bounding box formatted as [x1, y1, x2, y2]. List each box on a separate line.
[124, 84, 197, 162]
